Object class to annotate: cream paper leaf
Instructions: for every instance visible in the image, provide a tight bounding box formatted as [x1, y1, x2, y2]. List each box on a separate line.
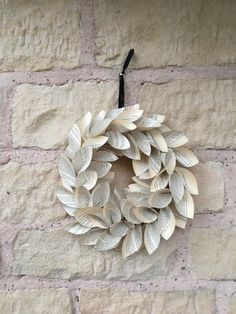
[125, 104, 140, 110]
[131, 130, 151, 156]
[72, 146, 93, 173]
[133, 207, 158, 223]
[58, 155, 76, 188]
[127, 192, 150, 207]
[117, 108, 143, 122]
[176, 190, 194, 218]
[79, 112, 92, 137]
[95, 232, 121, 251]
[92, 182, 110, 207]
[82, 136, 108, 149]
[157, 207, 175, 240]
[122, 225, 143, 258]
[82, 170, 98, 190]
[93, 150, 118, 162]
[110, 221, 131, 237]
[56, 186, 79, 208]
[97, 171, 115, 184]
[75, 171, 88, 187]
[81, 229, 105, 246]
[151, 170, 169, 192]
[162, 150, 176, 175]
[63, 205, 76, 216]
[175, 167, 198, 195]
[149, 149, 162, 175]
[128, 183, 149, 193]
[139, 171, 156, 180]
[171, 208, 188, 229]
[106, 108, 124, 120]
[103, 200, 121, 225]
[65, 124, 81, 159]
[132, 157, 149, 176]
[137, 117, 161, 131]
[149, 114, 165, 124]
[175, 147, 199, 168]
[121, 200, 141, 224]
[169, 172, 185, 203]
[148, 129, 168, 152]
[164, 131, 189, 148]
[132, 176, 151, 188]
[77, 186, 91, 208]
[144, 220, 161, 254]
[89, 117, 112, 137]
[88, 161, 112, 178]
[159, 124, 171, 132]
[110, 119, 137, 133]
[106, 131, 130, 150]
[149, 190, 172, 209]
[122, 134, 141, 160]
[114, 187, 127, 202]
[75, 209, 108, 229]
[64, 222, 92, 235]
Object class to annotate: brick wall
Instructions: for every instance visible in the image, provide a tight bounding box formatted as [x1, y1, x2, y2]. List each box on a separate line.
[0, 0, 236, 313]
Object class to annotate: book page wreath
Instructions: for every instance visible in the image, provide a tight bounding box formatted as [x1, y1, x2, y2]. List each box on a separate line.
[56, 104, 199, 257]
[56, 50, 199, 258]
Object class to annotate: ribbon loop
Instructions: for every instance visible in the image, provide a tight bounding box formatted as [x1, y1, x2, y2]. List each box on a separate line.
[118, 49, 134, 108]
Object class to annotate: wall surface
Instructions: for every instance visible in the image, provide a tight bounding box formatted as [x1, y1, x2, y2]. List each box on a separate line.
[0, 0, 236, 313]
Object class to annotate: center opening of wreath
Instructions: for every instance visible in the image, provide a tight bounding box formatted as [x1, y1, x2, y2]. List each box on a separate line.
[111, 156, 135, 190]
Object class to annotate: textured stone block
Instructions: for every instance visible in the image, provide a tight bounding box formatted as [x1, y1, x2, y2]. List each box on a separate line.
[13, 230, 176, 280]
[192, 162, 224, 213]
[79, 288, 215, 314]
[138, 80, 236, 148]
[229, 293, 236, 314]
[0, 0, 80, 71]
[189, 228, 236, 280]
[225, 164, 236, 210]
[12, 81, 118, 149]
[0, 162, 64, 224]
[0, 289, 72, 314]
[95, 0, 236, 67]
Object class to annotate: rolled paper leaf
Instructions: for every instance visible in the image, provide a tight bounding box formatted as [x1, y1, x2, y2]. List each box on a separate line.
[92, 182, 110, 207]
[169, 172, 185, 203]
[148, 129, 168, 152]
[164, 131, 189, 148]
[144, 220, 161, 254]
[130, 130, 151, 156]
[82, 136, 108, 149]
[65, 124, 81, 159]
[106, 131, 130, 150]
[122, 225, 143, 258]
[64, 222, 92, 235]
[157, 207, 175, 240]
[151, 170, 169, 192]
[133, 206, 158, 223]
[175, 147, 199, 168]
[93, 150, 118, 162]
[58, 154, 76, 188]
[95, 232, 122, 251]
[176, 190, 194, 219]
[122, 134, 141, 160]
[175, 167, 198, 195]
[72, 146, 93, 173]
[110, 222, 131, 237]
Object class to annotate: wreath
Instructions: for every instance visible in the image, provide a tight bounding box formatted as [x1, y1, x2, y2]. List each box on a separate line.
[56, 50, 199, 258]
[56, 103, 198, 257]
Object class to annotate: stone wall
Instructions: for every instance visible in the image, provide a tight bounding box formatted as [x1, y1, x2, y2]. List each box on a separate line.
[0, 0, 236, 313]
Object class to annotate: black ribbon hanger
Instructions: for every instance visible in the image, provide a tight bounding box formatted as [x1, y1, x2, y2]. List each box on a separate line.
[118, 49, 134, 108]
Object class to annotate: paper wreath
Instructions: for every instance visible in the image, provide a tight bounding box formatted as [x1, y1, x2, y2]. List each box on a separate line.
[56, 104, 199, 258]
